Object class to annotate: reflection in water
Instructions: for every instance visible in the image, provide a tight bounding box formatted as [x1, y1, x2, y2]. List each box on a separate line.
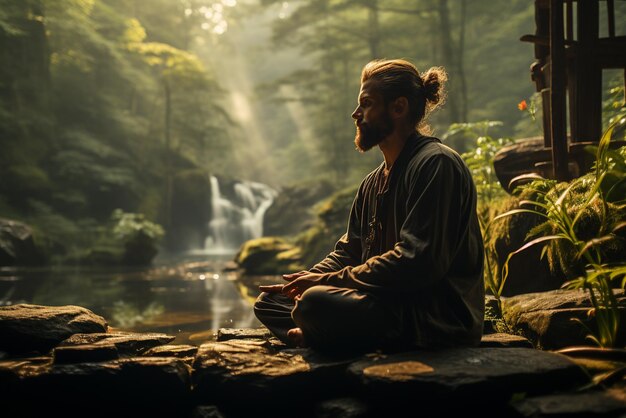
[110, 301, 165, 328]
[0, 254, 266, 345]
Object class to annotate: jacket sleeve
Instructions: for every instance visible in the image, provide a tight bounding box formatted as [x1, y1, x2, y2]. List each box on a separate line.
[308, 182, 364, 273]
[321, 153, 471, 293]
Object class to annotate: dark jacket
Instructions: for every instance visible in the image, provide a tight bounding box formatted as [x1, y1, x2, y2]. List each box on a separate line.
[310, 133, 485, 347]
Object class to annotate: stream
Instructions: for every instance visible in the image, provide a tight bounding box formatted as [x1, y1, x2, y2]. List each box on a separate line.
[0, 251, 280, 345]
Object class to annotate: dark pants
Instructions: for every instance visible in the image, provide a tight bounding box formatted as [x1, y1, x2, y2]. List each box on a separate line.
[253, 285, 406, 353]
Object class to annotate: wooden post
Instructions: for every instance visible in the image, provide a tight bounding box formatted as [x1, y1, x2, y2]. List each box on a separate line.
[550, 0, 569, 180]
[572, 0, 601, 144]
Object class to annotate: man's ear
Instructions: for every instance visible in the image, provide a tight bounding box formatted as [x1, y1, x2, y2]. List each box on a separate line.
[390, 97, 409, 119]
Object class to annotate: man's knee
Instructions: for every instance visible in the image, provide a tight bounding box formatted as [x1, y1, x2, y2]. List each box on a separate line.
[292, 286, 337, 325]
[253, 292, 269, 314]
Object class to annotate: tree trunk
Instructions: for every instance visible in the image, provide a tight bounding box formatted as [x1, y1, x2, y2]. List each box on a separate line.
[437, 0, 460, 124]
[164, 78, 173, 230]
[366, 0, 380, 59]
[458, 0, 468, 122]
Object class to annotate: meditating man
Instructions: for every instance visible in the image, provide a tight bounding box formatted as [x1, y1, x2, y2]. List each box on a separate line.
[254, 59, 485, 353]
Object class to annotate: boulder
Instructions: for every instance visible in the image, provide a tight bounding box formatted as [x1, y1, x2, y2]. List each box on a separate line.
[192, 339, 355, 412]
[0, 304, 108, 354]
[493, 137, 551, 194]
[234, 237, 304, 275]
[263, 179, 336, 237]
[348, 347, 589, 414]
[501, 289, 626, 349]
[0, 218, 44, 266]
[1, 356, 192, 416]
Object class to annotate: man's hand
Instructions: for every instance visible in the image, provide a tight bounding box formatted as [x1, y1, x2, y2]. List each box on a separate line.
[258, 271, 324, 300]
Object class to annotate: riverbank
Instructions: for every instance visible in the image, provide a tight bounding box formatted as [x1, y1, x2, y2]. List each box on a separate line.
[1, 303, 625, 417]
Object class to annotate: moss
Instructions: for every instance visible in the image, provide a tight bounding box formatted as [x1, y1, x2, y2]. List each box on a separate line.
[234, 237, 305, 275]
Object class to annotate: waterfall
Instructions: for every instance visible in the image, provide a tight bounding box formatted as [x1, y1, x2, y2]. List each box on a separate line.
[204, 175, 277, 253]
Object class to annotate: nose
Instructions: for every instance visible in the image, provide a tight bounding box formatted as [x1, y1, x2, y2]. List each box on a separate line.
[351, 106, 361, 120]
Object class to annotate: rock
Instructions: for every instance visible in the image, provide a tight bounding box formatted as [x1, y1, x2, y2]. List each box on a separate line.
[296, 186, 358, 269]
[216, 327, 272, 341]
[234, 237, 304, 275]
[53, 343, 119, 364]
[314, 397, 371, 418]
[487, 197, 564, 297]
[59, 331, 175, 356]
[192, 339, 355, 412]
[0, 304, 108, 354]
[1, 356, 192, 415]
[513, 381, 626, 417]
[0, 218, 45, 266]
[191, 405, 226, 418]
[263, 179, 336, 237]
[121, 230, 159, 266]
[347, 347, 589, 412]
[480, 333, 533, 348]
[142, 344, 198, 358]
[501, 289, 626, 349]
[493, 137, 551, 194]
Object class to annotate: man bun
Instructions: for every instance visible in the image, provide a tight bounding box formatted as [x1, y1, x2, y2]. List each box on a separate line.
[421, 66, 447, 108]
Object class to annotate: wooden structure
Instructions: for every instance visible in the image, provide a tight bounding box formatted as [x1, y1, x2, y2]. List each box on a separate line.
[496, 0, 626, 186]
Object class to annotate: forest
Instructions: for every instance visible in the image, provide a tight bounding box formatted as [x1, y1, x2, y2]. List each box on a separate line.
[3, 2, 626, 414]
[0, 0, 624, 266]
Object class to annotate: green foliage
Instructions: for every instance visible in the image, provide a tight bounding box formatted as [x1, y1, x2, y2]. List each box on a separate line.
[0, 0, 236, 258]
[110, 300, 164, 328]
[111, 208, 164, 242]
[447, 121, 514, 302]
[448, 121, 514, 204]
[491, 120, 626, 347]
[603, 73, 626, 131]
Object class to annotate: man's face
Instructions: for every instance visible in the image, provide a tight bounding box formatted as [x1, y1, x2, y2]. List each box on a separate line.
[352, 80, 393, 152]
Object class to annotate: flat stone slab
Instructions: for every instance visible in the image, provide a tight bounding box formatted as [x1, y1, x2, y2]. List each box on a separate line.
[142, 344, 198, 358]
[216, 327, 272, 341]
[53, 343, 119, 364]
[480, 332, 533, 348]
[513, 382, 626, 416]
[502, 289, 626, 349]
[0, 304, 108, 354]
[348, 347, 589, 408]
[1, 356, 192, 413]
[59, 332, 175, 356]
[193, 339, 355, 407]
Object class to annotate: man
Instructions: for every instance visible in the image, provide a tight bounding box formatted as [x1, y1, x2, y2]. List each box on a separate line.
[254, 59, 484, 353]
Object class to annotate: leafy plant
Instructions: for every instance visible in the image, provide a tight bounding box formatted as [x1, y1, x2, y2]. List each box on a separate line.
[111, 209, 164, 265]
[446, 121, 514, 309]
[490, 119, 626, 347]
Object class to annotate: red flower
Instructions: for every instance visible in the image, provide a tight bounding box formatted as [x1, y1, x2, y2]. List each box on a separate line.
[518, 100, 528, 111]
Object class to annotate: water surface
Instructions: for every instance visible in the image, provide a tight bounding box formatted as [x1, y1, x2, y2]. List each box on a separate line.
[0, 252, 279, 345]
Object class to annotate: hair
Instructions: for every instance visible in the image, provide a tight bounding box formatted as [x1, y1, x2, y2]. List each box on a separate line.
[360, 58, 447, 134]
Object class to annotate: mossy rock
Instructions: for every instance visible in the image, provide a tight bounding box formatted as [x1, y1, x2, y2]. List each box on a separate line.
[296, 186, 358, 269]
[234, 237, 305, 275]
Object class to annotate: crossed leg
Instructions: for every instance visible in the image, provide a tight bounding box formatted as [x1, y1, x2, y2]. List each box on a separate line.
[254, 285, 404, 353]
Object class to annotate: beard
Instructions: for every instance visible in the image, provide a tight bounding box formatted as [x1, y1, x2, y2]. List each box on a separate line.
[354, 113, 393, 152]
